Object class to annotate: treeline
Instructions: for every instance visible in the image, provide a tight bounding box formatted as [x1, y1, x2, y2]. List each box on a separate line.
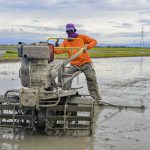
[0, 45, 17, 51]
[96, 45, 149, 48]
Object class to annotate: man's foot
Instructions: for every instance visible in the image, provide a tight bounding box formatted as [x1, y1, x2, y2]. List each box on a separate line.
[92, 95, 104, 105]
[96, 100, 105, 106]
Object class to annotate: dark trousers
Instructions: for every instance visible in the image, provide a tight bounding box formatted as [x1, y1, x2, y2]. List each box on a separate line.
[65, 62, 101, 100]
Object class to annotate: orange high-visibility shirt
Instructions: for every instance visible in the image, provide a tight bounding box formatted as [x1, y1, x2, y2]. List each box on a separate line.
[54, 34, 97, 66]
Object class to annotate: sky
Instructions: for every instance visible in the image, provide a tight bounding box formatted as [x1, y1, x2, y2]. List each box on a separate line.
[0, 0, 150, 47]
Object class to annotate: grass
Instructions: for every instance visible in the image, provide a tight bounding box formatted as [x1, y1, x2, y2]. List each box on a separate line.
[88, 47, 150, 58]
[92, 47, 150, 51]
[55, 47, 150, 58]
[0, 50, 20, 61]
[1, 47, 150, 61]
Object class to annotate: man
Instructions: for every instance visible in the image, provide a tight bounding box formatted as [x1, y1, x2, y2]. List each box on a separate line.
[54, 23, 102, 104]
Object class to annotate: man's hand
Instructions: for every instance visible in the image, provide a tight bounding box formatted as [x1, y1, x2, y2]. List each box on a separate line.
[83, 44, 88, 53]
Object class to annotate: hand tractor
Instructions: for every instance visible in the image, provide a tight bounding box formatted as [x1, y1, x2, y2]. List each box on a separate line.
[0, 38, 94, 136]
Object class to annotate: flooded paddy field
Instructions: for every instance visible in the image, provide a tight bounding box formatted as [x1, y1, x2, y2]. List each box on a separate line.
[0, 57, 150, 150]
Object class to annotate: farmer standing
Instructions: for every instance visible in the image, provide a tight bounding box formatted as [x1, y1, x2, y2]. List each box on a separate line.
[54, 23, 102, 104]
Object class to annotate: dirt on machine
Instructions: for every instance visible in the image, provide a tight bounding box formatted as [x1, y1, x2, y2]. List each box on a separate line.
[0, 38, 94, 136]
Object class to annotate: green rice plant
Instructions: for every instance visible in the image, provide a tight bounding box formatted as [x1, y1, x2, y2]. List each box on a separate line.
[6, 50, 17, 54]
[0, 50, 19, 61]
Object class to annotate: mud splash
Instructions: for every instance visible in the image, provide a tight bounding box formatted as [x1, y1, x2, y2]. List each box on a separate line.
[0, 57, 150, 150]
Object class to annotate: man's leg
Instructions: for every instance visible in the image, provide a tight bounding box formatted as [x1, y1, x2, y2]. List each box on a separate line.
[81, 63, 102, 101]
[63, 65, 79, 90]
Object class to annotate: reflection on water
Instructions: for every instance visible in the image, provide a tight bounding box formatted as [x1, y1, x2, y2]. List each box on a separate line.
[0, 131, 23, 150]
[0, 62, 21, 94]
[0, 131, 90, 150]
[0, 57, 150, 150]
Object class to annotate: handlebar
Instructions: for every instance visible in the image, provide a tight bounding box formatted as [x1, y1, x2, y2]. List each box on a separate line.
[46, 37, 85, 50]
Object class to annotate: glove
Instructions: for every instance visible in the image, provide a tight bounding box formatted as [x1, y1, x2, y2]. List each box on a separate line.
[83, 44, 88, 53]
[55, 39, 59, 47]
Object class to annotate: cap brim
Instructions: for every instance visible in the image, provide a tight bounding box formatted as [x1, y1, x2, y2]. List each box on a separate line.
[66, 28, 75, 31]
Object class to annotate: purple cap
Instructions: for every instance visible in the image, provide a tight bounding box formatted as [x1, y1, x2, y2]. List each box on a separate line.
[66, 23, 76, 31]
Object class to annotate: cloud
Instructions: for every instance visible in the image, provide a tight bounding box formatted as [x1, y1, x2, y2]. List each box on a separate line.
[113, 32, 140, 37]
[0, 28, 54, 44]
[13, 25, 64, 32]
[110, 22, 133, 28]
[0, 0, 150, 46]
[138, 19, 150, 25]
[0, 0, 149, 11]
[32, 20, 39, 23]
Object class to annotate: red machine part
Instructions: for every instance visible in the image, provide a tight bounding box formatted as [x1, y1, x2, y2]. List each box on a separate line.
[48, 44, 54, 62]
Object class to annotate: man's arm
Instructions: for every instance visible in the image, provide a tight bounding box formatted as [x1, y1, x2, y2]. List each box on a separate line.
[54, 42, 67, 54]
[80, 34, 97, 49]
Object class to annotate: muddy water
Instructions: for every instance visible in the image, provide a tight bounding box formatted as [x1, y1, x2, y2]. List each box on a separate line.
[0, 57, 150, 150]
